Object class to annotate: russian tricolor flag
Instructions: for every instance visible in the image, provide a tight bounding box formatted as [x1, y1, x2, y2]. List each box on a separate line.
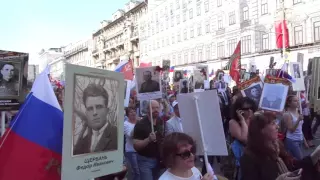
[0, 67, 63, 180]
[169, 66, 175, 72]
[277, 63, 296, 83]
[183, 70, 188, 76]
[209, 69, 214, 77]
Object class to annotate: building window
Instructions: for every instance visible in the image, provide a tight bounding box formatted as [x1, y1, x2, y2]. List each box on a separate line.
[218, 16, 223, 29]
[183, 0, 187, 8]
[261, 0, 268, 15]
[189, 9, 193, 19]
[243, 7, 249, 21]
[197, 23, 202, 36]
[217, 42, 225, 58]
[166, 37, 170, 45]
[184, 29, 188, 40]
[229, 11, 236, 25]
[171, 16, 174, 27]
[205, 0, 209, 12]
[184, 52, 188, 63]
[294, 26, 303, 45]
[173, 55, 176, 65]
[176, 15, 180, 25]
[172, 33, 175, 44]
[178, 32, 181, 42]
[293, 0, 301, 5]
[198, 48, 203, 62]
[262, 34, 269, 50]
[157, 40, 160, 48]
[205, 45, 211, 60]
[217, 0, 222, 7]
[183, 11, 187, 22]
[166, 20, 169, 29]
[191, 50, 195, 62]
[178, 53, 182, 65]
[241, 35, 251, 54]
[176, 0, 180, 9]
[197, 5, 201, 16]
[190, 26, 194, 38]
[314, 21, 320, 42]
[227, 39, 237, 56]
[205, 22, 210, 33]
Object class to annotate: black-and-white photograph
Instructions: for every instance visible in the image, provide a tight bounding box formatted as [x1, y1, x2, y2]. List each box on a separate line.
[72, 75, 119, 156]
[0, 61, 20, 96]
[162, 60, 171, 72]
[266, 69, 279, 77]
[292, 64, 301, 78]
[62, 64, 124, 180]
[179, 79, 189, 93]
[174, 70, 184, 82]
[194, 70, 205, 90]
[140, 100, 149, 116]
[259, 83, 289, 112]
[243, 83, 262, 105]
[135, 66, 162, 100]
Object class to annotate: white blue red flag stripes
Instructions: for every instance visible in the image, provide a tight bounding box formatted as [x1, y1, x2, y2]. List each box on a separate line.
[0, 66, 63, 180]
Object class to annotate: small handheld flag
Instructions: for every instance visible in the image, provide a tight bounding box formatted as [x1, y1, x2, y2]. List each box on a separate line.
[0, 67, 63, 180]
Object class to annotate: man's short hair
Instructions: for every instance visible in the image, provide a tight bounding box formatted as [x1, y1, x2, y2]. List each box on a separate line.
[82, 83, 109, 107]
[0, 62, 14, 71]
[143, 71, 152, 76]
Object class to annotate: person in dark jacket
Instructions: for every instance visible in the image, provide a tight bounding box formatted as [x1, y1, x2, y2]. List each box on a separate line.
[240, 112, 320, 180]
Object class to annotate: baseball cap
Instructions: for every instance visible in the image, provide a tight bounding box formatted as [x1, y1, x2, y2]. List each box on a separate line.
[172, 100, 178, 108]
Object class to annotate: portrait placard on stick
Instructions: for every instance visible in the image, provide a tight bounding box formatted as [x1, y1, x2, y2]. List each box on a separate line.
[0, 50, 29, 110]
[135, 66, 162, 101]
[124, 80, 131, 107]
[239, 76, 263, 105]
[259, 76, 290, 112]
[179, 79, 189, 93]
[289, 62, 305, 91]
[177, 90, 228, 156]
[62, 64, 124, 180]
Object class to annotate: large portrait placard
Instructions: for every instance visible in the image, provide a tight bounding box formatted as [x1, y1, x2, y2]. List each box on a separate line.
[239, 76, 263, 105]
[259, 76, 290, 112]
[0, 50, 28, 110]
[289, 62, 305, 91]
[135, 66, 162, 101]
[62, 64, 124, 180]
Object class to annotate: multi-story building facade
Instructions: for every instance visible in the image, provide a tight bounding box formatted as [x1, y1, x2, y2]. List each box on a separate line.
[92, 0, 147, 70]
[38, 48, 64, 72]
[142, 0, 320, 72]
[64, 39, 93, 67]
[48, 56, 66, 80]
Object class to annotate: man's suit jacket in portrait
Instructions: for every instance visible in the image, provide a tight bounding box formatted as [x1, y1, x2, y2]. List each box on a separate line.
[73, 123, 118, 155]
[261, 97, 282, 110]
[166, 116, 183, 136]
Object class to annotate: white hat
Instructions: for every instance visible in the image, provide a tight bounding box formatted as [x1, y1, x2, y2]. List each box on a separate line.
[172, 100, 178, 108]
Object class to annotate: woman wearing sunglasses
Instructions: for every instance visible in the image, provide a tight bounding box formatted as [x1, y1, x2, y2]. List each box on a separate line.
[159, 132, 213, 180]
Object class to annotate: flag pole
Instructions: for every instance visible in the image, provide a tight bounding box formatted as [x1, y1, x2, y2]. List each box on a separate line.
[149, 100, 154, 133]
[281, 0, 288, 69]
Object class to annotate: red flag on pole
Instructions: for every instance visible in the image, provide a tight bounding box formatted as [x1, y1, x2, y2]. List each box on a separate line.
[228, 41, 241, 84]
[275, 20, 289, 48]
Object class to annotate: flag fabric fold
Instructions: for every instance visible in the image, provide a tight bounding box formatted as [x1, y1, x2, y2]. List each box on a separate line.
[0, 67, 63, 180]
[114, 59, 134, 80]
[277, 63, 296, 83]
[169, 66, 175, 72]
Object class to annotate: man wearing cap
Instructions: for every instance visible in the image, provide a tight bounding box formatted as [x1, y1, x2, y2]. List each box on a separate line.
[139, 71, 160, 93]
[165, 101, 183, 135]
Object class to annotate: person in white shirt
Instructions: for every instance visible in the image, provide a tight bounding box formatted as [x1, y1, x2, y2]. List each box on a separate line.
[124, 107, 140, 180]
[166, 101, 183, 135]
[159, 132, 213, 180]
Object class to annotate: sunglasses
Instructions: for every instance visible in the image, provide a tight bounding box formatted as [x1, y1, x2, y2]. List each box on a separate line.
[176, 148, 196, 159]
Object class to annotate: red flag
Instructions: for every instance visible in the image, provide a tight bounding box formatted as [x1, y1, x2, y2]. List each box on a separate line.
[275, 20, 289, 48]
[139, 62, 152, 67]
[123, 60, 134, 80]
[229, 41, 241, 84]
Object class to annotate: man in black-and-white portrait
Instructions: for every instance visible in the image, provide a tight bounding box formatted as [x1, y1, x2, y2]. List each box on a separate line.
[194, 71, 204, 89]
[180, 79, 188, 93]
[261, 85, 285, 110]
[139, 70, 160, 93]
[293, 64, 301, 78]
[73, 83, 118, 156]
[244, 84, 262, 105]
[174, 71, 183, 83]
[0, 62, 19, 96]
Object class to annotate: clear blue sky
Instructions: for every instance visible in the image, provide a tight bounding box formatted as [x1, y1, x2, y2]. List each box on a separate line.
[0, 0, 128, 64]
